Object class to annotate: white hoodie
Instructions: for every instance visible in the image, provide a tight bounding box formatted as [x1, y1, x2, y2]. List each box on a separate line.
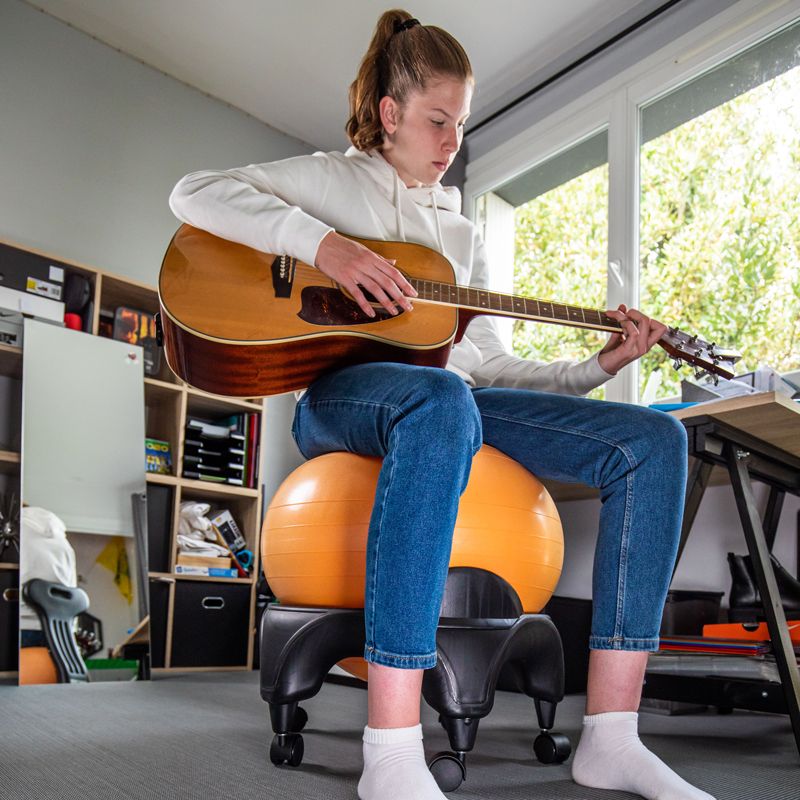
[19, 507, 77, 631]
[169, 146, 612, 395]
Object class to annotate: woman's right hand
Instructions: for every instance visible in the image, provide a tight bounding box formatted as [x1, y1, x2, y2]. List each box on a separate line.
[314, 231, 417, 318]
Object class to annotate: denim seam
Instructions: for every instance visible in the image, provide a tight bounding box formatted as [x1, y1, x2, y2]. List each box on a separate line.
[364, 645, 437, 668]
[613, 472, 634, 640]
[364, 412, 400, 657]
[589, 634, 660, 651]
[302, 398, 403, 413]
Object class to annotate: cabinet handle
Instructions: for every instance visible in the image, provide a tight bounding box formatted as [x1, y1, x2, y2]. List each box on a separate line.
[3, 588, 19, 603]
[202, 596, 225, 610]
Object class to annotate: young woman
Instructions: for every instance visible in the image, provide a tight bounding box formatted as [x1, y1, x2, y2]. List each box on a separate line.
[170, 10, 715, 800]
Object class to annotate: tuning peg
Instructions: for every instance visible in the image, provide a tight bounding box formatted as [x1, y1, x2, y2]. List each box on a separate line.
[690, 334, 698, 343]
[672, 358, 683, 371]
[712, 375, 719, 387]
[668, 326, 679, 336]
[694, 369, 708, 381]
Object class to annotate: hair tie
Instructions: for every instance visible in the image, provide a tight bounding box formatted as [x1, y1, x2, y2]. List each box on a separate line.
[393, 18, 420, 34]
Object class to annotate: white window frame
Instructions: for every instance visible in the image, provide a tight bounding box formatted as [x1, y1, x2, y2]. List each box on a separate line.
[464, 0, 800, 404]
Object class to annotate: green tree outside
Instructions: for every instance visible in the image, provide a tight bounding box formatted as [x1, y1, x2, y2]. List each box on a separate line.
[511, 66, 800, 400]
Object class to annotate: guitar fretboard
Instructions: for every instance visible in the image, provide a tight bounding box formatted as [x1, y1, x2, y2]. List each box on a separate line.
[409, 278, 623, 334]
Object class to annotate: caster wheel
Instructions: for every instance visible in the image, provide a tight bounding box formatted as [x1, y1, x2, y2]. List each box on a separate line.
[293, 706, 309, 731]
[428, 751, 466, 792]
[533, 732, 571, 764]
[270, 733, 304, 767]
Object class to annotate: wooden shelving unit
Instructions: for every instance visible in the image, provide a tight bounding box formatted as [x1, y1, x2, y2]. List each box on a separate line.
[0, 236, 266, 677]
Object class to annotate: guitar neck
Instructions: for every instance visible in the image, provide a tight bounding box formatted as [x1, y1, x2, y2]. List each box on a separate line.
[408, 278, 624, 335]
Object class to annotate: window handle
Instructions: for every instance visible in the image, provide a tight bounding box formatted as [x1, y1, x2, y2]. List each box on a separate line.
[608, 259, 624, 288]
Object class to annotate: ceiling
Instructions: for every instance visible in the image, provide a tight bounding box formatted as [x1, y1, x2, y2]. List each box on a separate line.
[26, 0, 658, 152]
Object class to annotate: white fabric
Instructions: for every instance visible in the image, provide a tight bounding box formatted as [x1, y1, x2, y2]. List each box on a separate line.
[358, 724, 446, 800]
[19, 507, 77, 631]
[169, 146, 613, 396]
[572, 711, 716, 800]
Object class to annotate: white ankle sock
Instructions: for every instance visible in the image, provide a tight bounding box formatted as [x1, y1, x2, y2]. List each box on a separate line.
[357, 724, 446, 800]
[571, 712, 716, 800]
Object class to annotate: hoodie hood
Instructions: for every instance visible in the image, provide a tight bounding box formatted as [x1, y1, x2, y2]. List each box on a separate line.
[344, 146, 461, 252]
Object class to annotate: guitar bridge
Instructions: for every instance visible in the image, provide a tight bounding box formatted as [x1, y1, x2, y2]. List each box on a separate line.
[271, 254, 296, 298]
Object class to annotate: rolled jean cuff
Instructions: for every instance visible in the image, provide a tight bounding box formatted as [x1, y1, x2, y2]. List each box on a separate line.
[589, 635, 661, 652]
[364, 644, 437, 669]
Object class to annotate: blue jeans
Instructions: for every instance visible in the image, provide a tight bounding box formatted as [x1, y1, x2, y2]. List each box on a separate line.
[292, 362, 688, 669]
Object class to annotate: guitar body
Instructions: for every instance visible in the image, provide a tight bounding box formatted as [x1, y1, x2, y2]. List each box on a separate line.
[158, 225, 459, 396]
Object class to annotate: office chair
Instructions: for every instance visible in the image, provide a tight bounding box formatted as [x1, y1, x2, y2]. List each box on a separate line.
[260, 446, 571, 791]
[22, 579, 90, 683]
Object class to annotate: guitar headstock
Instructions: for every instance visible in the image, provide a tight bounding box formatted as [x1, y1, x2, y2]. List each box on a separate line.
[658, 327, 741, 383]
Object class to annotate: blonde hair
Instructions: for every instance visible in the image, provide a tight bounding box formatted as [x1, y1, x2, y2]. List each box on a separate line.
[346, 9, 473, 152]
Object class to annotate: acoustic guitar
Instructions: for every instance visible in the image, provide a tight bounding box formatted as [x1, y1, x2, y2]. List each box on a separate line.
[157, 225, 740, 398]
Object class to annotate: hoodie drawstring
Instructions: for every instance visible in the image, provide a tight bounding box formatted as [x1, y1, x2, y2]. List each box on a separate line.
[393, 172, 406, 242]
[430, 192, 446, 258]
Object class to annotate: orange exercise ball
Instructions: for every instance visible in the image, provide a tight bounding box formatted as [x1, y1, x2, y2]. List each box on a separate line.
[262, 445, 563, 680]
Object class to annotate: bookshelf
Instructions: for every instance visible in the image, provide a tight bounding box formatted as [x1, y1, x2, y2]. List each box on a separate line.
[0, 237, 266, 677]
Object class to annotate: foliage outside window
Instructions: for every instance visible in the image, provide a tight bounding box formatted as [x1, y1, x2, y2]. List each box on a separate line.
[639, 65, 800, 399]
[513, 162, 609, 400]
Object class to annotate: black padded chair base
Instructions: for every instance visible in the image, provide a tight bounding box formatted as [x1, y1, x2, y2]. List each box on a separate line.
[260, 603, 570, 788]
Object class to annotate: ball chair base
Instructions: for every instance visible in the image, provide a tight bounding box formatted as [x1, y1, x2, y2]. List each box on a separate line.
[260, 602, 570, 790]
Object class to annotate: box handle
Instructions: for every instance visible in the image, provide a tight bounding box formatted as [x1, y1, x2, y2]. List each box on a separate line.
[202, 596, 225, 610]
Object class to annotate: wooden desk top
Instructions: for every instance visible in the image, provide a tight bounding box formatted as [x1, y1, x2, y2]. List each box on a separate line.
[671, 391, 800, 459]
[544, 391, 800, 503]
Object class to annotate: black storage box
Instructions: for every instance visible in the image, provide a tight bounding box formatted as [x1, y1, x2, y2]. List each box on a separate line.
[170, 581, 250, 667]
[148, 578, 170, 669]
[0, 570, 19, 673]
[659, 589, 723, 636]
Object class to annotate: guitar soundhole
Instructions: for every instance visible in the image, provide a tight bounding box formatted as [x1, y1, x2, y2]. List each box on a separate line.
[298, 286, 400, 326]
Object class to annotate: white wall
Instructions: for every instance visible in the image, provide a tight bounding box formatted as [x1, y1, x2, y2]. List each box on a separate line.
[0, 0, 312, 285]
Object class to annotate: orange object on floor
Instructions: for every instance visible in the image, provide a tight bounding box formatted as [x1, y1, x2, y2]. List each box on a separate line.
[19, 646, 59, 685]
[702, 620, 800, 644]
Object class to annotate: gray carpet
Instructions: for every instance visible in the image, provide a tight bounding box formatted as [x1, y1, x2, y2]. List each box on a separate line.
[0, 672, 796, 799]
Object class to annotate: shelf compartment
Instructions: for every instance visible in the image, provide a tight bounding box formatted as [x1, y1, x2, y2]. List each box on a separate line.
[186, 388, 263, 415]
[0, 344, 22, 380]
[0, 450, 20, 475]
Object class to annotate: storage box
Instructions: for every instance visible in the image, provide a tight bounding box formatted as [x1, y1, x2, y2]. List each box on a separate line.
[170, 581, 250, 667]
[659, 589, 723, 636]
[176, 554, 232, 568]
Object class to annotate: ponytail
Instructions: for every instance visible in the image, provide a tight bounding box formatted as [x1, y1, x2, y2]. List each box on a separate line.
[346, 9, 473, 152]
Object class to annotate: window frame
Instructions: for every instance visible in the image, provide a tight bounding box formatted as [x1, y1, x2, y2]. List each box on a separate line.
[463, 0, 800, 403]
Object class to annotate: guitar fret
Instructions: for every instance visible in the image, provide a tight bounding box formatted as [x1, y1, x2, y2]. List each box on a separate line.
[567, 305, 586, 324]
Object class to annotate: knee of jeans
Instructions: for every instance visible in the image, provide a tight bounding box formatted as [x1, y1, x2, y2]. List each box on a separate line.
[409, 370, 482, 451]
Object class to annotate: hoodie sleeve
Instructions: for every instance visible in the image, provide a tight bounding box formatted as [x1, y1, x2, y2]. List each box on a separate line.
[463, 231, 614, 396]
[169, 154, 335, 268]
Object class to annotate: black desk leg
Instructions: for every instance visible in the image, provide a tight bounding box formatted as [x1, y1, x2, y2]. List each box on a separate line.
[763, 486, 785, 552]
[726, 443, 800, 755]
[673, 460, 714, 577]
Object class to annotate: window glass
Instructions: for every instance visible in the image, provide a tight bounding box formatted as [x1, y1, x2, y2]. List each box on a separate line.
[639, 21, 800, 399]
[489, 131, 609, 398]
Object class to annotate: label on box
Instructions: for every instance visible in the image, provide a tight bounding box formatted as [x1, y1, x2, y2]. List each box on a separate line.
[48, 265, 64, 282]
[26, 276, 62, 300]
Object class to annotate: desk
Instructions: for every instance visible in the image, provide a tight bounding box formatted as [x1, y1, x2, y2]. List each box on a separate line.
[648, 392, 800, 754]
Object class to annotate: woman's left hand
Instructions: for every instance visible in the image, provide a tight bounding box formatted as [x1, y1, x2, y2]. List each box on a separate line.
[596, 304, 666, 375]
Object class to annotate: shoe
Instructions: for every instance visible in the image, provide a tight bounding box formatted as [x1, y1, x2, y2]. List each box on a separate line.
[727, 552, 800, 622]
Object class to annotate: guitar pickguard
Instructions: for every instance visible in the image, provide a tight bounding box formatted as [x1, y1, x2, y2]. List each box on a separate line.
[298, 286, 400, 326]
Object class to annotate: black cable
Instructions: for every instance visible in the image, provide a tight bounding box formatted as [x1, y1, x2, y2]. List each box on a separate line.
[466, 0, 686, 137]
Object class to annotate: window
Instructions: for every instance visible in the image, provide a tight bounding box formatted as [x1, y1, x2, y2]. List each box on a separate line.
[468, 7, 800, 403]
[478, 131, 609, 398]
[639, 20, 800, 399]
